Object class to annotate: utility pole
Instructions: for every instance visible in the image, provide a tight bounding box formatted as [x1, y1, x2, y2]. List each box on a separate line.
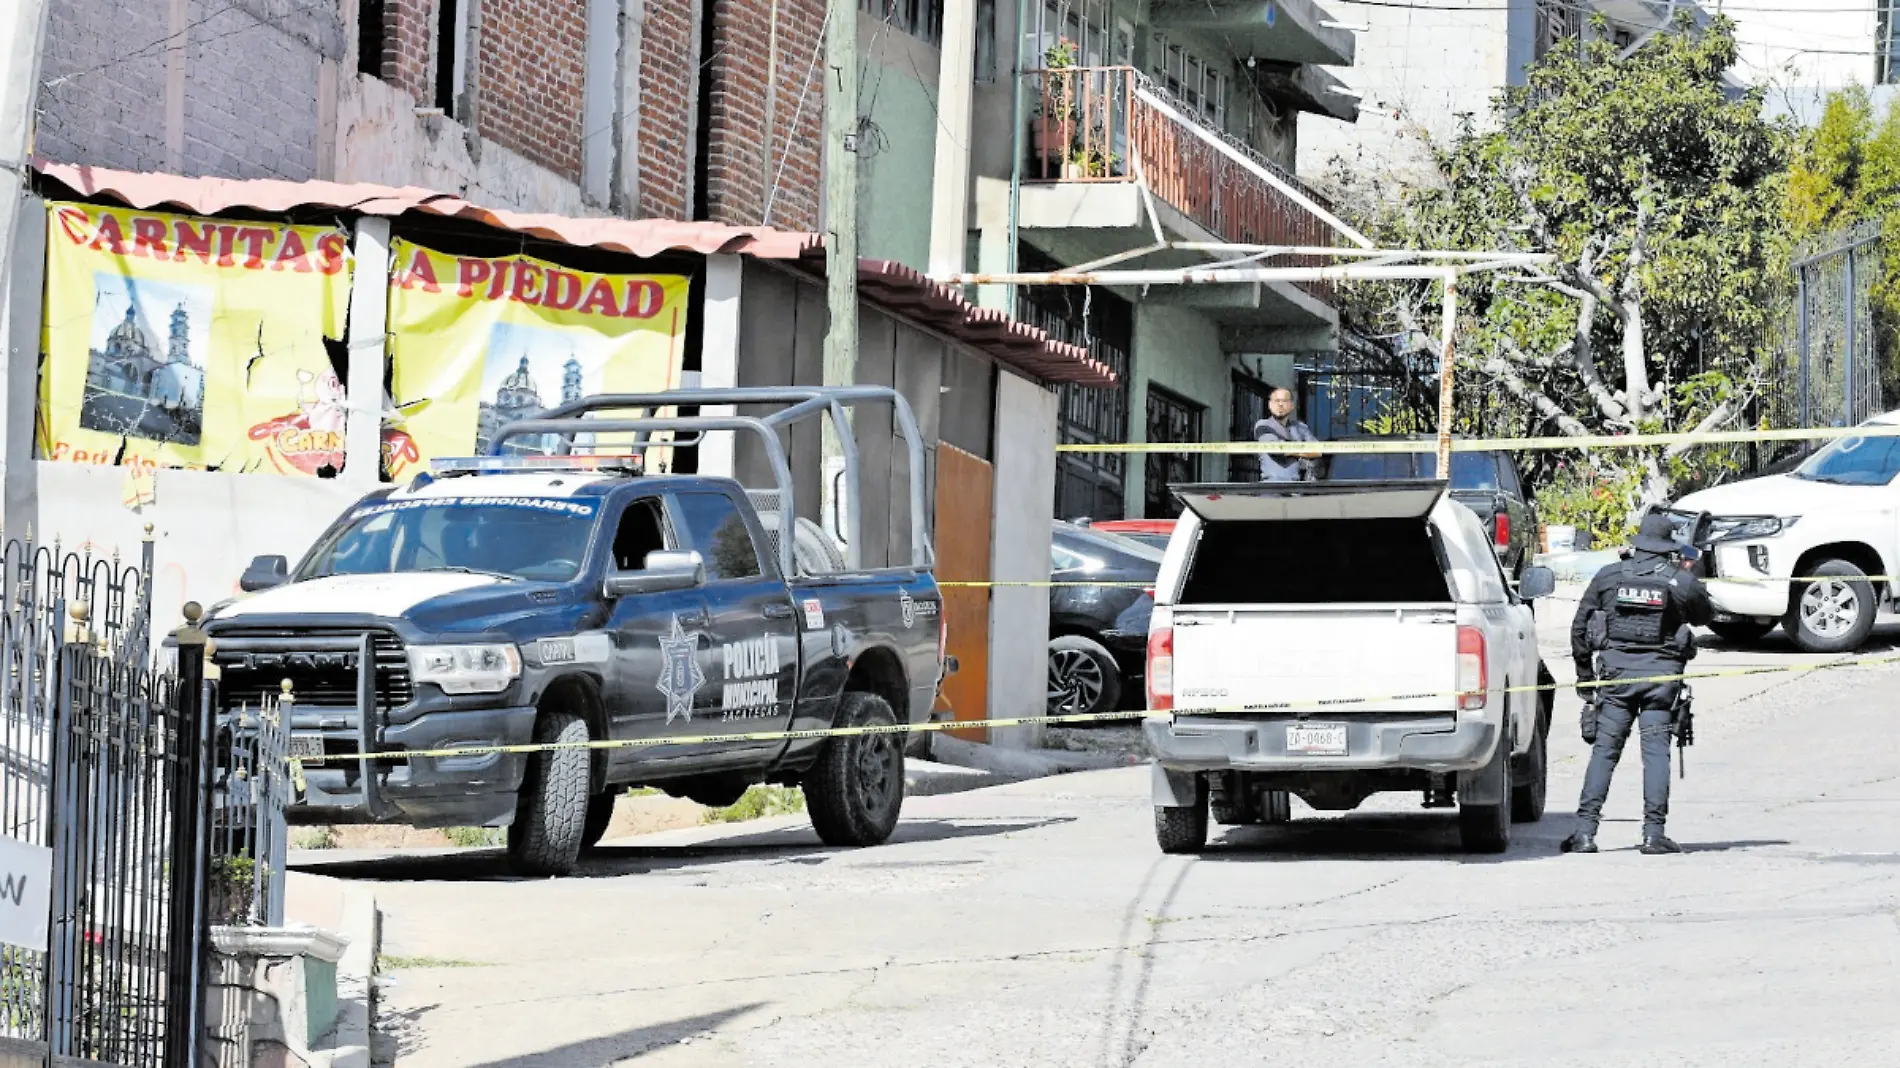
[822, 0, 860, 560]
[0, 0, 50, 303]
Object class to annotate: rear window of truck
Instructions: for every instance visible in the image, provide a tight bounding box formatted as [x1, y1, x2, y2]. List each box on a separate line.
[1178, 517, 1452, 605]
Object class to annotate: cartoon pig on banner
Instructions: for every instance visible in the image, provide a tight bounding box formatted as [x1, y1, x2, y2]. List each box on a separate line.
[248, 368, 348, 476]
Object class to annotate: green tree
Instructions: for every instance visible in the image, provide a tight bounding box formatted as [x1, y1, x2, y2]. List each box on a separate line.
[1342, 16, 1792, 534]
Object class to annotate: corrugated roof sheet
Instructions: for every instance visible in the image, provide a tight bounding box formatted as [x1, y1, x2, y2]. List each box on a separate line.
[33, 161, 1116, 387]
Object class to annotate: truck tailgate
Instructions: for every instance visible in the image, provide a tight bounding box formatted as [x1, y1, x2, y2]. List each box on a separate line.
[1171, 605, 1459, 715]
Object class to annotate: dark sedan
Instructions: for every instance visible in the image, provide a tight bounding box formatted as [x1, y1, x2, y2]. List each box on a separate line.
[1048, 521, 1163, 718]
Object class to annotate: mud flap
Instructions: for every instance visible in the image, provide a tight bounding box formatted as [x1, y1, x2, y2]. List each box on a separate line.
[1455, 724, 1508, 806]
[1152, 763, 1201, 807]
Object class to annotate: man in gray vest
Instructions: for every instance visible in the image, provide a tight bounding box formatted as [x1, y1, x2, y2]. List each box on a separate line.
[1254, 388, 1319, 481]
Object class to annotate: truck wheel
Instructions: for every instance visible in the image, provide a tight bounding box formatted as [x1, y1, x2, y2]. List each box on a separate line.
[1047, 635, 1121, 719]
[1511, 718, 1548, 823]
[804, 692, 904, 847]
[1511, 668, 1553, 824]
[581, 792, 616, 851]
[1154, 777, 1208, 854]
[1708, 619, 1775, 644]
[1458, 725, 1512, 854]
[1784, 559, 1877, 653]
[507, 711, 590, 876]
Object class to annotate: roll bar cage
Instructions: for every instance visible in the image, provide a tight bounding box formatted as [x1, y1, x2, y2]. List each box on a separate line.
[486, 386, 932, 576]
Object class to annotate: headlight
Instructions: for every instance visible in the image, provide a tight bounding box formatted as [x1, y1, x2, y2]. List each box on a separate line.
[1713, 516, 1798, 541]
[407, 643, 522, 695]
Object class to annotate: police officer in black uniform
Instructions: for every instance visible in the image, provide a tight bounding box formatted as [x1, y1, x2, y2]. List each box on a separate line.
[1563, 513, 1712, 855]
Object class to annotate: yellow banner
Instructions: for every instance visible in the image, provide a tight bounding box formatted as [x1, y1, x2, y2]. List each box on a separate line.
[381, 241, 691, 480]
[38, 202, 353, 475]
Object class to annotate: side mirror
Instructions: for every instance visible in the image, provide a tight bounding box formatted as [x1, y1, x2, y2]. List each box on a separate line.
[603, 550, 705, 598]
[1518, 565, 1556, 601]
[239, 555, 289, 592]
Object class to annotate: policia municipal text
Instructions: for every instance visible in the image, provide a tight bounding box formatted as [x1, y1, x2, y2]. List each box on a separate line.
[1563, 513, 1713, 855]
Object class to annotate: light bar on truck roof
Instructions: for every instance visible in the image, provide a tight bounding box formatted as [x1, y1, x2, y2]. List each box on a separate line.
[429, 454, 647, 475]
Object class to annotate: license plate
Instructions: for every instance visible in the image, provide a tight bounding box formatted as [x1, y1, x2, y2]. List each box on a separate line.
[1286, 724, 1348, 756]
[289, 735, 326, 762]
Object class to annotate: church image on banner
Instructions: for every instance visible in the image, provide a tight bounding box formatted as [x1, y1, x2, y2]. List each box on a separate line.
[79, 276, 208, 447]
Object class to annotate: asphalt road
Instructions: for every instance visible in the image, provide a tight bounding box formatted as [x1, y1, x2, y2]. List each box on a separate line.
[296, 599, 1900, 1067]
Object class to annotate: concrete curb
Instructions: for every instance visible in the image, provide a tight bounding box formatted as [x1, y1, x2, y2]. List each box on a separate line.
[905, 758, 1015, 796]
[928, 735, 1144, 779]
[328, 884, 378, 1068]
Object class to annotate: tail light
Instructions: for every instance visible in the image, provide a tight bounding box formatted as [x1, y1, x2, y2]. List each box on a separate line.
[1494, 512, 1511, 548]
[1457, 626, 1487, 710]
[1146, 624, 1173, 712]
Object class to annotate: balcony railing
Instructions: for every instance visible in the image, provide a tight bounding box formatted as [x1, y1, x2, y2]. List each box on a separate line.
[1024, 66, 1343, 300]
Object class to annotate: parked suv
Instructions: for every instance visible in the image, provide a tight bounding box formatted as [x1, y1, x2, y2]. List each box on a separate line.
[1326, 439, 1539, 580]
[1668, 410, 1900, 652]
[1047, 522, 1162, 718]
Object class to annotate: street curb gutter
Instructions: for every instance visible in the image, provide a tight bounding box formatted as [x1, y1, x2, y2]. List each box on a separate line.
[928, 735, 1143, 779]
[331, 884, 378, 1068]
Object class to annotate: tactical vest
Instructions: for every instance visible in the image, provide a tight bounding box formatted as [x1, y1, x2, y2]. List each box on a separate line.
[1605, 560, 1678, 648]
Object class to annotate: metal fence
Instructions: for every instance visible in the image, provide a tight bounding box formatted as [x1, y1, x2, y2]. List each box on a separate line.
[1764, 220, 1884, 437]
[208, 693, 291, 929]
[0, 533, 212, 1067]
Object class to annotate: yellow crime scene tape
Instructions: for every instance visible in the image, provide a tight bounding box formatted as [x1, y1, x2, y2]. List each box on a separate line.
[1059, 422, 1900, 454]
[939, 574, 1900, 588]
[277, 651, 1900, 769]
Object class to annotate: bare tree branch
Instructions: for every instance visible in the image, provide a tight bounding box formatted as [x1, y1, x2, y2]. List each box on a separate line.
[1620, 192, 1655, 419]
[1482, 350, 1591, 438]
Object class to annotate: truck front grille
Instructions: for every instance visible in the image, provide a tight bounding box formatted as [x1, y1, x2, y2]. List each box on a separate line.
[212, 629, 411, 712]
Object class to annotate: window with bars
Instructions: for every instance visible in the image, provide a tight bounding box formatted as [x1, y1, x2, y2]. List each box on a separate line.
[1031, 0, 1126, 68]
[1018, 246, 1135, 521]
[1144, 387, 1204, 519]
[862, 0, 946, 47]
[1533, 0, 1582, 61]
[1882, 2, 1900, 84]
[1149, 33, 1226, 129]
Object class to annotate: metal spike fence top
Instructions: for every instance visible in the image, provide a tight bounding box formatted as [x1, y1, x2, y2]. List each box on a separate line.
[0, 532, 207, 1068]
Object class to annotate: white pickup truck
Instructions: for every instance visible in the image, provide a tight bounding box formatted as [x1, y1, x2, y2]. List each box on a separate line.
[1144, 480, 1558, 854]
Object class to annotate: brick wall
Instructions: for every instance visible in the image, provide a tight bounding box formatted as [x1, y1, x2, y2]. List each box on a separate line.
[472, 0, 589, 182]
[380, 0, 436, 103]
[37, 0, 342, 181]
[702, 0, 825, 231]
[635, 0, 698, 219]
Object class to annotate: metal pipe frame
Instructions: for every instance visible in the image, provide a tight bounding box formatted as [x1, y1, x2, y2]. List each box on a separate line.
[500, 386, 932, 574]
[936, 260, 1548, 287]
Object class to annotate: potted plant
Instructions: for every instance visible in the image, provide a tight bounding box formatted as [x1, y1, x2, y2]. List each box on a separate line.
[1032, 38, 1079, 168]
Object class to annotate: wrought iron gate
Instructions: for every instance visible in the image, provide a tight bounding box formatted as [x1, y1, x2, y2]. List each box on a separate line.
[1768, 220, 1885, 433]
[0, 534, 210, 1067]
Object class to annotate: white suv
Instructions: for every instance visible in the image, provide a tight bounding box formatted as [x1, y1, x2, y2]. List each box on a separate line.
[1668, 411, 1900, 652]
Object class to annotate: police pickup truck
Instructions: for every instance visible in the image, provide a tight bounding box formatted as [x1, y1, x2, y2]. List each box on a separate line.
[204, 387, 948, 876]
[1144, 480, 1558, 855]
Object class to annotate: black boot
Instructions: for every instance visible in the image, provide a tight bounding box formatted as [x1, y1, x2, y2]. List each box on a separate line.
[1561, 830, 1598, 853]
[1640, 834, 1682, 855]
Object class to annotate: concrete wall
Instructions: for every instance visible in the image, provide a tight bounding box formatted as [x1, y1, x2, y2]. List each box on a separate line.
[1124, 302, 1226, 516]
[37, 0, 345, 181]
[858, 15, 943, 270]
[985, 370, 1057, 749]
[334, 74, 598, 217]
[1296, 0, 1520, 184]
[1730, 5, 1877, 91]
